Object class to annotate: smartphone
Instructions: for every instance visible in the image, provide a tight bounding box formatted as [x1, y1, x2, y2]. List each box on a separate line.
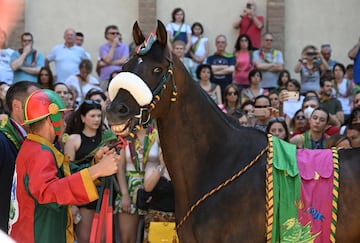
[287, 91, 299, 100]
[254, 108, 270, 117]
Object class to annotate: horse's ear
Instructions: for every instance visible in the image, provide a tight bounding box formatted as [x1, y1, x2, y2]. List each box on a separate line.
[133, 21, 145, 45]
[156, 20, 167, 46]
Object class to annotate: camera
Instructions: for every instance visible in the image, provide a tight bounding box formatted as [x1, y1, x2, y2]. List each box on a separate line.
[246, 3, 252, 9]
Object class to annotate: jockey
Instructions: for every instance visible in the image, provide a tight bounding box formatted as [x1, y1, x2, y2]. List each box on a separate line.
[9, 89, 119, 243]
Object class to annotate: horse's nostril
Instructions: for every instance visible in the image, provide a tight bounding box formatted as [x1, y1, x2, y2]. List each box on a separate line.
[118, 104, 129, 114]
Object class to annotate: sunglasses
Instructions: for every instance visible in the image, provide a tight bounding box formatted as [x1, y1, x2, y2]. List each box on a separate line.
[254, 105, 269, 108]
[83, 99, 100, 105]
[108, 32, 120, 35]
[269, 117, 285, 123]
[295, 115, 306, 120]
[227, 91, 238, 96]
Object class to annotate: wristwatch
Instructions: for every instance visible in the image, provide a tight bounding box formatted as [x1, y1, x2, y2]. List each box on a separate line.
[156, 165, 165, 175]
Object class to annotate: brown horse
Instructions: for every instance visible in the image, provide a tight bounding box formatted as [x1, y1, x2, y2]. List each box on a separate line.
[106, 20, 360, 242]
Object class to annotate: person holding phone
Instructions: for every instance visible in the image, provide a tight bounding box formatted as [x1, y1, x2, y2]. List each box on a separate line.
[233, 0, 264, 50]
[294, 45, 329, 94]
[10, 32, 45, 83]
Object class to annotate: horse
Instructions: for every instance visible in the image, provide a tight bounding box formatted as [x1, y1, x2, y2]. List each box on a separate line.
[106, 20, 360, 242]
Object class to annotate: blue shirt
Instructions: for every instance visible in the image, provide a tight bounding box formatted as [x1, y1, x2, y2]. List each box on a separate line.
[354, 51, 360, 84]
[47, 44, 88, 82]
[10, 50, 45, 83]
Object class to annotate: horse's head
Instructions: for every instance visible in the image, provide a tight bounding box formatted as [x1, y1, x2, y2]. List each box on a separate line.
[106, 20, 175, 137]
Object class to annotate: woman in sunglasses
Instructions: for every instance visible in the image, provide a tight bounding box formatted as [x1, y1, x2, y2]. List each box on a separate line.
[64, 100, 117, 243]
[223, 84, 241, 113]
[289, 109, 307, 137]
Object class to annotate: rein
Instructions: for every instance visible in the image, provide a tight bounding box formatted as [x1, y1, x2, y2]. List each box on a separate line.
[176, 143, 269, 231]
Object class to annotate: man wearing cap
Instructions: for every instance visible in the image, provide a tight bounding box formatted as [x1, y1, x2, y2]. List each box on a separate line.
[8, 89, 119, 243]
[0, 81, 40, 233]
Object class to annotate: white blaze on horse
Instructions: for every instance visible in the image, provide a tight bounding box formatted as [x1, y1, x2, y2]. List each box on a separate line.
[106, 20, 360, 242]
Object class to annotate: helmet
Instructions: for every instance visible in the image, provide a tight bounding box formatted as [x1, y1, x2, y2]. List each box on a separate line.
[24, 89, 70, 135]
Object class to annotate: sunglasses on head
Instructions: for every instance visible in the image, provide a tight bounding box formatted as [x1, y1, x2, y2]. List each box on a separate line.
[269, 117, 285, 123]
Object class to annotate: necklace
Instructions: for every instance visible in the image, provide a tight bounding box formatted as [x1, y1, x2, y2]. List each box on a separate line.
[129, 124, 158, 172]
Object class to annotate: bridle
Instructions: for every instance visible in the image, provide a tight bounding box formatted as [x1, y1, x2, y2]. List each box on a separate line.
[127, 33, 177, 139]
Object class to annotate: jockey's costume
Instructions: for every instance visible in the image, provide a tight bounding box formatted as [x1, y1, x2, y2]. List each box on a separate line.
[9, 90, 99, 243]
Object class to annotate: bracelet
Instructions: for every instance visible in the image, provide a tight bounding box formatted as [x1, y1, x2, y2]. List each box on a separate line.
[156, 165, 164, 176]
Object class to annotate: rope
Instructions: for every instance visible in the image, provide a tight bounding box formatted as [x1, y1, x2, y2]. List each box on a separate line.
[176, 143, 270, 231]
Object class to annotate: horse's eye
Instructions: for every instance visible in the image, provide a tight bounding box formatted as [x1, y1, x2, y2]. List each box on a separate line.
[153, 67, 162, 73]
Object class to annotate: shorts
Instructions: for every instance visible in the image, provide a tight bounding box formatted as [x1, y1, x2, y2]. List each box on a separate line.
[114, 170, 146, 215]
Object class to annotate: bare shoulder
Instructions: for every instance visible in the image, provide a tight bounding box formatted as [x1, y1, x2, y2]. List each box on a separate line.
[289, 134, 303, 148]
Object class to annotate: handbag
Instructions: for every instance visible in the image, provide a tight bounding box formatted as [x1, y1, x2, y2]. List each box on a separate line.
[136, 188, 152, 210]
[148, 221, 179, 243]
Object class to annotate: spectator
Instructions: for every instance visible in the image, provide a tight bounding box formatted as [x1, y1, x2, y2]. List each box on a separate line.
[46, 28, 88, 83]
[319, 79, 344, 127]
[75, 31, 91, 59]
[290, 107, 329, 149]
[230, 109, 249, 127]
[289, 109, 307, 137]
[266, 117, 290, 141]
[325, 134, 351, 149]
[172, 40, 196, 80]
[37, 66, 54, 89]
[206, 34, 235, 93]
[197, 64, 222, 105]
[253, 94, 274, 132]
[344, 64, 354, 81]
[332, 63, 359, 120]
[11, 32, 44, 83]
[240, 99, 256, 127]
[281, 79, 304, 119]
[346, 123, 360, 148]
[0, 28, 15, 84]
[253, 33, 284, 91]
[241, 69, 268, 103]
[353, 91, 360, 109]
[0, 82, 10, 113]
[54, 82, 70, 104]
[269, 90, 280, 110]
[166, 8, 192, 54]
[85, 89, 110, 130]
[189, 22, 209, 70]
[320, 44, 338, 71]
[348, 37, 360, 85]
[276, 69, 291, 91]
[65, 59, 101, 105]
[233, 34, 254, 90]
[223, 84, 241, 113]
[97, 25, 129, 90]
[115, 123, 159, 243]
[142, 137, 174, 242]
[64, 99, 117, 243]
[9, 89, 119, 243]
[0, 81, 40, 232]
[294, 45, 329, 94]
[233, 0, 264, 50]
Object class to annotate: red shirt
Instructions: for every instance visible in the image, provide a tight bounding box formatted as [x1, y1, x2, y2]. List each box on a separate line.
[239, 16, 264, 49]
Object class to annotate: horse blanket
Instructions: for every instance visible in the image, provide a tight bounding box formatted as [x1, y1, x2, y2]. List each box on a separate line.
[266, 135, 338, 243]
